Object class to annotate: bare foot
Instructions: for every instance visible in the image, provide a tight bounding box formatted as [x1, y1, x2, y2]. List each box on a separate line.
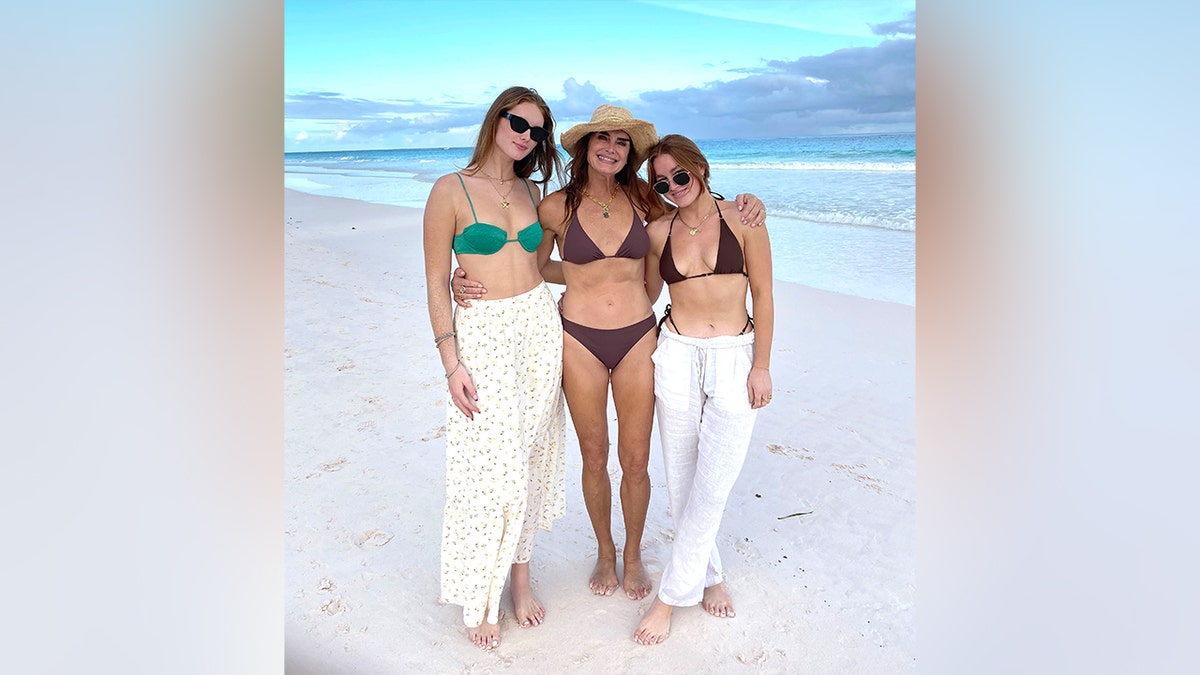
[702, 582, 735, 618]
[621, 557, 653, 600]
[510, 562, 545, 627]
[633, 596, 673, 645]
[467, 619, 499, 651]
[589, 556, 619, 596]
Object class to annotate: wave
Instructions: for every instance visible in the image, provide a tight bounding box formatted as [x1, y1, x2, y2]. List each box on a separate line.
[778, 210, 915, 232]
[713, 161, 915, 172]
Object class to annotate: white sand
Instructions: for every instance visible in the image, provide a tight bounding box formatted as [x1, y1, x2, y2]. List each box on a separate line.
[284, 189, 914, 673]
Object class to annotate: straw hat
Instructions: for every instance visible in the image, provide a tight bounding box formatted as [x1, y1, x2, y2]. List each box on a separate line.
[560, 104, 658, 170]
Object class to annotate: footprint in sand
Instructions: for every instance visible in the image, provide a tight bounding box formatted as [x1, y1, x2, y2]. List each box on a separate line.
[320, 597, 345, 615]
[352, 529, 394, 547]
[318, 578, 336, 592]
[831, 463, 885, 494]
[766, 443, 815, 461]
[320, 457, 348, 472]
[734, 536, 760, 560]
[735, 647, 768, 666]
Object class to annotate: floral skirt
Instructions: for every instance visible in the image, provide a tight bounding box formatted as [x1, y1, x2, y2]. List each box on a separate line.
[440, 282, 566, 627]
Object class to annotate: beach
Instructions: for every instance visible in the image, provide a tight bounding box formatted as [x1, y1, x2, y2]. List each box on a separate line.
[283, 189, 915, 673]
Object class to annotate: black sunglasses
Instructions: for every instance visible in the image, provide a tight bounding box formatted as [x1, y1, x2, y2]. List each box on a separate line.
[653, 169, 692, 194]
[501, 112, 548, 142]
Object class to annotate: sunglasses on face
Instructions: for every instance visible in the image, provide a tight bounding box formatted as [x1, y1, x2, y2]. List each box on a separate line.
[501, 112, 548, 142]
[653, 168, 692, 194]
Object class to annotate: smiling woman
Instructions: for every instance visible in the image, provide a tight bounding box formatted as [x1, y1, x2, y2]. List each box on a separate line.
[449, 102, 768, 611]
[420, 85, 567, 653]
[535, 106, 666, 603]
[634, 133, 775, 646]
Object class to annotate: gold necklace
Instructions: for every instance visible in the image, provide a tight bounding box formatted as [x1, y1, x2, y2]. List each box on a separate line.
[583, 185, 620, 218]
[487, 178, 516, 209]
[680, 199, 718, 235]
[476, 167, 515, 185]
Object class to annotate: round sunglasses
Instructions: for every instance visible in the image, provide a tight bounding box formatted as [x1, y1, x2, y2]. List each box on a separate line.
[653, 168, 692, 194]
[501, 111, 548, 142]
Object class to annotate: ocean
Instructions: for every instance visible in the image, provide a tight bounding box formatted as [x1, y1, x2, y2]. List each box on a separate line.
[284, 133, 915, 306]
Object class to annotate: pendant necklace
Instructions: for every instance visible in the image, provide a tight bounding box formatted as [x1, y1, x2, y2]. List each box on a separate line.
[476, 167, 514, 185]
[488, 180, 516, 209]
[583, 185, 620, 218]
[682, 199, 718, 236]
[474, 167, 516, 208]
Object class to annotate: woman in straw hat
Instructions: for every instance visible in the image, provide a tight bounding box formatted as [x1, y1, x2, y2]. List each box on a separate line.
[633, 134, 774, 645]
[453, 104, 765, 602]
[423, 86, 566, 651]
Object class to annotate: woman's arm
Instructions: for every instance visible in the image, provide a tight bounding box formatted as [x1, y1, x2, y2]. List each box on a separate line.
[643, 216, 668, 305]
[423, 177, 479, 419]
[537, 193, 566, 286]
[741, 216, 774, 409]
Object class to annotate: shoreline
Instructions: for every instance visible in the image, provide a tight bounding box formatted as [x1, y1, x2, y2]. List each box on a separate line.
[281, 187, 915, 307]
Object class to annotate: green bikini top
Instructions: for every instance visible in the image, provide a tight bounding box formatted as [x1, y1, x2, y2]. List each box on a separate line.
[452, 173, 543, 255]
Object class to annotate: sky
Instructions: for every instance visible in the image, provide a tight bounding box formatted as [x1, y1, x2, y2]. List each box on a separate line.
[285, 0, 915, 152]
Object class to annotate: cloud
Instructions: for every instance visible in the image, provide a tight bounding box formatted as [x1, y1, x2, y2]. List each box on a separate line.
[625, 38, 914, 137]
[287, 79, 616, 148]
[554, 78, 610, 119]
[870, 11, 915, 37]
[286, 36, 913, 148]
[285, 92, 414, 120]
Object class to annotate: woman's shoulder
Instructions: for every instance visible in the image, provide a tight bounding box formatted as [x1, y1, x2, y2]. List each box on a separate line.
[542, 187, 566, 204]
[715, 198, 739, 219]
[716, 199, 748, 227]
[719, 200, 768, 243]
[431, 171, 466, 192]
[537, 189, 567, 229]
[426, 172, 465, 206]
[645, 208, 675, 242]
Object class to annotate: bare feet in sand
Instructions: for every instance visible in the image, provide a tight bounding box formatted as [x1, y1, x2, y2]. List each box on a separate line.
[467, 617, 500, 651]
[510, 562, 545, 627]
[633, 596, 673, 645]
[589, 556, 619, 596]
[621, 557, 652, 600]
[702, 582, 735, 618]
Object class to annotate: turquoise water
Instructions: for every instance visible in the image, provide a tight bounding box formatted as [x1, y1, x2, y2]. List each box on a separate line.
[285, 134, 915, 305]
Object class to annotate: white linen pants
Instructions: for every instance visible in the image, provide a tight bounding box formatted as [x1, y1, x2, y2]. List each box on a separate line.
[651, 328, 758, 607]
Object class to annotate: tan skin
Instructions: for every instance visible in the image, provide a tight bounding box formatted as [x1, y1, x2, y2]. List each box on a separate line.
[422, 99, 551, 651]
[633, 150, 774, 646]
[540, 129, 658, 600]
[453, 130, 766, 602]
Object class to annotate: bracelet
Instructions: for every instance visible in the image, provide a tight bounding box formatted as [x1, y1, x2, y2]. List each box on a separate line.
[433, 331, 456, 347]
[445, 361, 462, 379]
